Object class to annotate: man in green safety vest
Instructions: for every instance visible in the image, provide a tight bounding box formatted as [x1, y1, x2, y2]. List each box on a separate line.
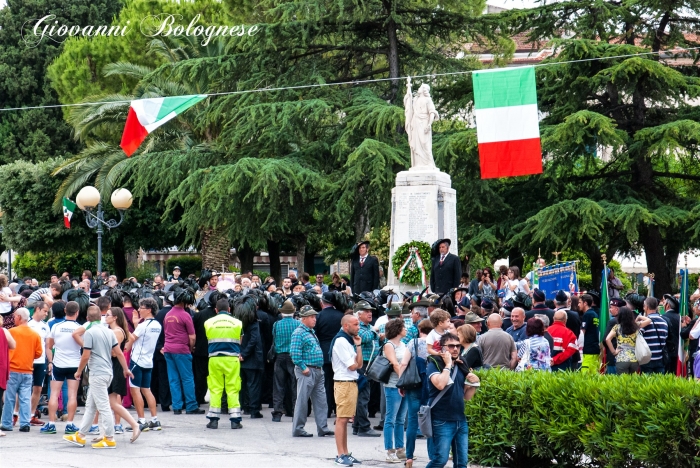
[204, 298, 243, 429]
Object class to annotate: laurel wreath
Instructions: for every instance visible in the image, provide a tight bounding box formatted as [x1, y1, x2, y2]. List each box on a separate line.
[391, 241, 432, 285]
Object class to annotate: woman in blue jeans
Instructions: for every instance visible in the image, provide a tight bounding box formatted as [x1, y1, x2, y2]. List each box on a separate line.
[382, 319, 408, 463]
[398, 319, 431, 468]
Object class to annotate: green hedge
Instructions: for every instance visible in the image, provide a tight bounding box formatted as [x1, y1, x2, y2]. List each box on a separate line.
[165, 255, 202, 278]
[466, 370, 700, 468]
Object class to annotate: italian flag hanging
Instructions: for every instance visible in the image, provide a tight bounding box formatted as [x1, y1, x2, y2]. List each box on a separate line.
[677, 269, 689, 377]
[472, 67, 543, 179]
[120, 95, 207, 156]
[599, 265, 610, 374]
[62, 197, 76, 229]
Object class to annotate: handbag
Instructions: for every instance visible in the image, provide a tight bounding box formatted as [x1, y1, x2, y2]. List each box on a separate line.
[634, 330, 652, 365]
[418, 365, 458, 438]
[267, 326, 277, 363]
[515, 339, 531, 372]
[366, 342, 394, 384]
[397, 338, 422, 390]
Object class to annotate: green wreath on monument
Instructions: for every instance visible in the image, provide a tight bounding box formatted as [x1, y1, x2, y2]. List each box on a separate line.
[392, 241, 432, 286]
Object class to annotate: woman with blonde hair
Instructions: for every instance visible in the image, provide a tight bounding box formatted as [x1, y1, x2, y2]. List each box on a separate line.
[105, 307, 141, 442]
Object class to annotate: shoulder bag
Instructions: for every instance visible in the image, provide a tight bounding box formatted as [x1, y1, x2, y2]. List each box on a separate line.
[634, 330, 652, 365]
[397, 338, 422, 390]
[366, 341, 394, 384]
[418, 364, 459, 438]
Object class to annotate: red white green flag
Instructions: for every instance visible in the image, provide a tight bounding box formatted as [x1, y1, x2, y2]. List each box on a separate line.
[120, 95, 207, 156]
[472, 67, 543, 179]
[62, 197, 76, 229]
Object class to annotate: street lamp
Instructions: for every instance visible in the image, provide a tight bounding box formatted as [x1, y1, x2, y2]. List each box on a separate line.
[76, 186, 133, 274]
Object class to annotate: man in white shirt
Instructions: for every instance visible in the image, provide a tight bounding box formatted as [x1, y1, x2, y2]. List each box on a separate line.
[27, 301, 50, 426]
[127, 298, 163, 432]
[331, 315, 364, 467]
[42, 301, 83, 435]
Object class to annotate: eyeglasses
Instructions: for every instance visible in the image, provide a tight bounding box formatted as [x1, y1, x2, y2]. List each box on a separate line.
[443, 344, 460, 350]
[105, 314, 113, 317]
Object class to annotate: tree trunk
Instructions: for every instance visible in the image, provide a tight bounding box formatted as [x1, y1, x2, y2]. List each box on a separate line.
[113, 238, 127, 280]
[304, 250, 317, 275]
[296, 236, 307, 276]
[386, 15, 400, 104]
[643, 226, 675, 297]
[585, 245, 603, 293]
[238, 243, 255, 274]
[507, 247, 524, 274]
[267, 239, 282, 283]
[201, 227, 230, 271]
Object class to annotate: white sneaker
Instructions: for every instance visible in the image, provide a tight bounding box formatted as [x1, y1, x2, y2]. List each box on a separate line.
[386, 451, 401, 463]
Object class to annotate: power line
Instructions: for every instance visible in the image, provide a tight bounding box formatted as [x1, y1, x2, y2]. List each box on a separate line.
[1, 45, 698, 112]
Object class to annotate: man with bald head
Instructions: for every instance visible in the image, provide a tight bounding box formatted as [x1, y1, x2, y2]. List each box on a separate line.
[479, 313, 517, 369]
[548, 310, 578, 371]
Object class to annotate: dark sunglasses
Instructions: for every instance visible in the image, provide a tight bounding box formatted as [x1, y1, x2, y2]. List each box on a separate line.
[443, 344, 460, 350]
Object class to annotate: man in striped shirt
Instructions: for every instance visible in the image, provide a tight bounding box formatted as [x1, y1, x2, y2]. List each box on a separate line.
[641, 297, 668, 374]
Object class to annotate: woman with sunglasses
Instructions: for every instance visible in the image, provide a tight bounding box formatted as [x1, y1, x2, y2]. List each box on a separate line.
[105, 307, 141, 442]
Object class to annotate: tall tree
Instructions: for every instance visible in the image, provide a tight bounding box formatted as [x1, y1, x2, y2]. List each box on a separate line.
[0, 0, 123, 164]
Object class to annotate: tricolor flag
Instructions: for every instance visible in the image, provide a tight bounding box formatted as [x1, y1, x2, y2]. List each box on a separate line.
[472, 67, 543, 179]
[599, 265, 610, 374]
[678, 269, 689, 377]
[120, 95, 207, 156]
[62, 197, 76, 229]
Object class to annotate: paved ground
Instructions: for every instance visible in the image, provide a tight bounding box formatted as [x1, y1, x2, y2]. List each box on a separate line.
[0, 406, 431, 467]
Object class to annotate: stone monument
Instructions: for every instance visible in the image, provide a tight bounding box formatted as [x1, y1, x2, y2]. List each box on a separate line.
[387, 78, 458, 289]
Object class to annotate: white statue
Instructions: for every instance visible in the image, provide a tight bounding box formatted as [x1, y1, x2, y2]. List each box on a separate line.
[404, 78, 439, 169]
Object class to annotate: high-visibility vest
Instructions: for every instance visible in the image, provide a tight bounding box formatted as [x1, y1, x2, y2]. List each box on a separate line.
[204, 312, 243, 357]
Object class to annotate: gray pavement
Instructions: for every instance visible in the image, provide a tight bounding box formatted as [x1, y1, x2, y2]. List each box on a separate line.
[0, 406, 431, 467]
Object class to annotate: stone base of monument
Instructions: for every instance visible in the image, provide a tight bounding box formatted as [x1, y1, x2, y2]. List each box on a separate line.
[387, 167, 458, 290]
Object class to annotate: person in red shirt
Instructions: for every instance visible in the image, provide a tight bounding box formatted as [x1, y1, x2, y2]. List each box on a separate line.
[549, 310, 579, 371]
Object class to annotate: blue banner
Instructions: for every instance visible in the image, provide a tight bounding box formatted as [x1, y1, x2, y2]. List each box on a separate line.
[536, 262, 579, 300]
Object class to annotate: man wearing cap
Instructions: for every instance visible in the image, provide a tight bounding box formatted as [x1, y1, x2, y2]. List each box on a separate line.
[290, 305, 333, 437]
[351, 241, 380, 294]
[168, 266, 183, 283]
[479, 314, 517, 369]
[315, 292, 345, 419]
[204, 298, 244, 429]
[352, 300, 381, 437]
[401, 301, 424, 345]
[430, 239, 462, 295]
[463, 312, 485, 337]
[526, 289, 555, 323]
[549, 310, 579, 371]
[662, 294, 681, 375]
[500, 300, 514, 330]
[602, 298, 626, 374]
[480, 298, 495, 320]
[272, 300, 300, 422]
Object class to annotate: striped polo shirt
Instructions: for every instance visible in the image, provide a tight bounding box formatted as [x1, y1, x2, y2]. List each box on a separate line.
[641, 314, 668, 362]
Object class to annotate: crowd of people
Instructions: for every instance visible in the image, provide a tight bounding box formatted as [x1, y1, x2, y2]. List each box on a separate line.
[0, 237, 698, 467]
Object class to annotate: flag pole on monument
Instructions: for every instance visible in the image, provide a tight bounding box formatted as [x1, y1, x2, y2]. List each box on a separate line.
[599, 254, 609, 374]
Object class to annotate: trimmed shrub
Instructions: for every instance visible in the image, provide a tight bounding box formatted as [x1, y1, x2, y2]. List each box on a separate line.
[466, 370, 700, 468]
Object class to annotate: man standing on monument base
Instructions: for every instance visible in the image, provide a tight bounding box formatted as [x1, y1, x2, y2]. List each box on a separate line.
[430, 239, 462, 295]
[351, 241, 380, 294]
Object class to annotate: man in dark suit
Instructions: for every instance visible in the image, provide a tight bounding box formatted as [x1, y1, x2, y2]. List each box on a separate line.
[314, 292, 346, 417]
[662, 294, 681, 375]
[350, 241, 380, 293]
[430, 238, 462, 294]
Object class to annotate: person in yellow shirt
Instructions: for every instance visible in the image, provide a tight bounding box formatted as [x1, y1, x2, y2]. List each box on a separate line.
[0, 308, 42, 432]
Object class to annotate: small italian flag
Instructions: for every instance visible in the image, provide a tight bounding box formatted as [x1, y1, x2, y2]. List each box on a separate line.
[472, 67, 543, 179]
[62, 197, 76, 229]
[120, 95, 207, 156]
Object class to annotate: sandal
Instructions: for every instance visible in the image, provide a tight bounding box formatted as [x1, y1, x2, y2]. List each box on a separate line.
[130, 427, 141, 443]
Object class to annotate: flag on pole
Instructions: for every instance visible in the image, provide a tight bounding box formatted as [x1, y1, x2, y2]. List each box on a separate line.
[62, 197, 76, 229]
[599, 265, 610, 374]
[472, 67, 543, 179]
[120, 95, 207, 156]
[677, 269, 689, 377]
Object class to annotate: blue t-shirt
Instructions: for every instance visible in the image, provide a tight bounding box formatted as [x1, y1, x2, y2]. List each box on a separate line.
[426, 358, 467, 422]
[581, 310, 600, 354]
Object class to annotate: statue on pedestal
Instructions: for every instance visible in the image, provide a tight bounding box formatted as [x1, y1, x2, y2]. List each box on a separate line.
[404, 77, 440, 169]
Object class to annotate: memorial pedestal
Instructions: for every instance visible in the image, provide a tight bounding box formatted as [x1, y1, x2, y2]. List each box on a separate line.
[387, 167, 458, 290]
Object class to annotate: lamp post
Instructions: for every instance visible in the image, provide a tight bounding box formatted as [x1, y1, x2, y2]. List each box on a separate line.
[76, 186, 133, 273]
